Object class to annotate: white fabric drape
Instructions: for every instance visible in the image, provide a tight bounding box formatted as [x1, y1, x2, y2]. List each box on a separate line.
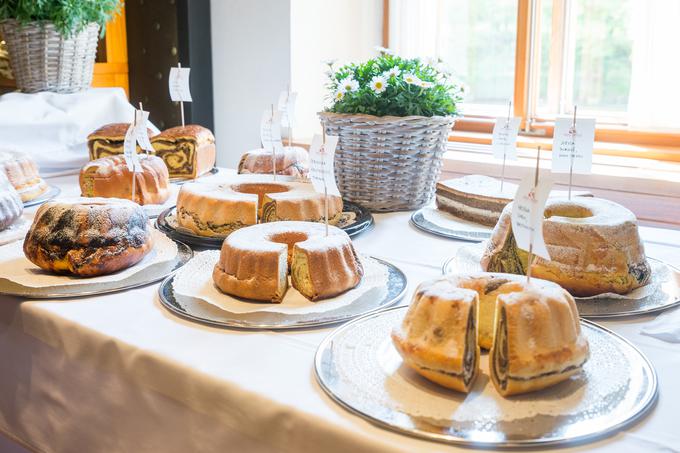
[388, 0, 447, 59]
[627, 0, 680, 130]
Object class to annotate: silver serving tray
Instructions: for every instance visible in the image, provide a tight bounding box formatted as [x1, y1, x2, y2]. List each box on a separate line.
[442, 244, 680, 318]
[158, 257, 406, 329]
[0, 241, 192, 298]
[410, 207, 492, 242]
[169, 166, 220, 185]
[315, 306, 657, 448]
[23, 185, 61, 208]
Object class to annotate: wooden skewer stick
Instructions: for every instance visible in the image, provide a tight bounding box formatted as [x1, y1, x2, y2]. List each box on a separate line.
[322, 129, 328, 236]
[178, 63, 185, 127]
[271, 104, 277, 181]
[287, 84, 293, 149]
[568, 105, 577, 200]
[138, 102, 150, 155]
[131, 109, 137, 203]
[500, 99, 512, 192]
[526, 145, 542, 285]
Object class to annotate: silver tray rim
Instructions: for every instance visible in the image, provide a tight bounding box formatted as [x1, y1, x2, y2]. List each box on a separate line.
[314, 305, 659, 448]
[157, 256, 407, 330]
[23, 185, 61, 208]
[441, 254, 680, 318]
[410, 208, 491, 243]
[0, 241, 193, 299]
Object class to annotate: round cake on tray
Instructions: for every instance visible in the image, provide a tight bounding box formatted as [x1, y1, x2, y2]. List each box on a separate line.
[481, 197, 651, 296]
[391, 273, 589, 396]
[238, 146, 309, 178]
[176, 174, 343, 237]
[213, 221, 363, 302]
[0, 172, 23, 230]
[23, 197, 153, 277]
[0, 150, 49, 202]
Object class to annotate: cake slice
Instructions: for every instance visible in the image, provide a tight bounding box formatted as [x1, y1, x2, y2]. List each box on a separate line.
[151, 125, 216, 179]
[87, 123, 156, 160]
[391, 281, 480, 393]
[436, 175, 516, 226]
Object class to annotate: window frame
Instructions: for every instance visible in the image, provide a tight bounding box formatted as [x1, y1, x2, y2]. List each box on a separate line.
[383, 0, 680, 160]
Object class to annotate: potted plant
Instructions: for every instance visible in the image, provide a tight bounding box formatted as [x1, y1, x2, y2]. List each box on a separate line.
[319, 48, 464, 212]
[0, 0, 121, 93]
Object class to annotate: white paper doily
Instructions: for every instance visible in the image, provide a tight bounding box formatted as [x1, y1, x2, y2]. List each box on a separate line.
[0, 216, 30, 246]
[173, 251, 388, 315]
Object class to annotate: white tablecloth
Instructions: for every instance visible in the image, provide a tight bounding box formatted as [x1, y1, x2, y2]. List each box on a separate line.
[1, 173, 679, 453]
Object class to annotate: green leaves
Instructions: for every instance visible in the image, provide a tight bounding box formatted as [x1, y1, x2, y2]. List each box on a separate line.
[0, 0, 121, 37]
[326, 53, 464, 118]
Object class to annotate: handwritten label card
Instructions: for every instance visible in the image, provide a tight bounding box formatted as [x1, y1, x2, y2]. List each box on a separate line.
[511, 174, 553, 260]
[260, 109, 283, 151]
[551, 117, 595, 174]
[309, 134, 340, 196]
[491, 116, 521, 160]
[123, 124, 143, 173]
[169, 67, 192, 102]
[134, 109, 154, 152]
[278, 91, 298, 129]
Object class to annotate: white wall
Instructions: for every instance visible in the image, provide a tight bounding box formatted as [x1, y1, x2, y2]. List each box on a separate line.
[290, 0, 383, 139]
[211, 0, 292, 168]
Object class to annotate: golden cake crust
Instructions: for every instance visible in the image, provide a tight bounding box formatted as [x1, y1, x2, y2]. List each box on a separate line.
[23, 197, 153, 277]
[238, 146, 310, 178]
[80, 155, 170, 205]
[212, 221, 362, 302]
[151, 125, 216, 179]
[481, 197, 652, 296]
[0, 150, 49, 202]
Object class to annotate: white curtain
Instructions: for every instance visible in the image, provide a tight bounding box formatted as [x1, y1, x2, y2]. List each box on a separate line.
[388, 0, 448, 59]
[627, 0, 680, 130]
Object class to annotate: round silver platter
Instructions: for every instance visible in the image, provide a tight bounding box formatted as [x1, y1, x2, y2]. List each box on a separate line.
[443, 245, 680, 318]
[0, 241, 192, 299]
[23, 185, 61, 208]
[315, 306, 657, 448]
[158, 257, 406, 330]
[410, 207, 492, 242]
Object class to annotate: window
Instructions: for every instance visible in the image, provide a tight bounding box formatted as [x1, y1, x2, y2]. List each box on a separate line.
[387, 0, 680, 158]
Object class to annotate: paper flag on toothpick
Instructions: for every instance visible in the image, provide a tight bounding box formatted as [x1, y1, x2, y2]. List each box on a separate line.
[134, 109, 154, 152]
[491, 116, 521, 160]
[123, 124, 143, 173]
[260, 109, 283, 151]
[278, 91, 298, 129]
[551, 117, 595, 174]
[511, 174, 553, 260]
[309, 134, 341, 197]
[169, 67, 192, 102]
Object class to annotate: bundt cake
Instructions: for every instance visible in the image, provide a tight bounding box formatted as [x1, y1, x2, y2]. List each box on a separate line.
[88, 123, 156, 160]
[481, 197, 651, 296]
[80, 155, 170, 205]
[238, 146, 310, 178]
[391, 273, 589, 396]
[151, 125, 216, 179]
[177, 175, 343, 237]
[0, 150, 49, 202]
[0, 172, 22, 230]
[23, 198, 153, 277]
[391, 283, 480, 393]
[212, 221, 363, 302]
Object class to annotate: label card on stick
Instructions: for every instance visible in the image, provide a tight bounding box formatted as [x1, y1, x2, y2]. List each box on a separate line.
[551, 117, 595, 174]
[309, 134, 341, 197]
[169, 67, 192, 102]
[260, 109, 283, 151]
[134, 109, 154, 152]
[278, 91, 298, 129]
[123, 124, 143, 173]
[511, 174, 553, 260]
[491, 116, 521, 160]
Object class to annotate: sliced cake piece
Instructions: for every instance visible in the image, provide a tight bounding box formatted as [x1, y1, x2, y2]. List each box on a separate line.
[435, 175, 516, 226]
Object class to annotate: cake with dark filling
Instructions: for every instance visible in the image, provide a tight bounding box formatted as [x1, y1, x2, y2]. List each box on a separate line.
[391, 273, 589, 397]
[435, 175, 516, 226]
[87, 123, 156, 161]
[151, 125, 216, 179]
[23, 197, 153, 277]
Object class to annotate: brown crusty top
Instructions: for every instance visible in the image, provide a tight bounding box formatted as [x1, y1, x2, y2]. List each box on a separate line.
[152, 125, 215, 144]
[88, 123, 156, 141]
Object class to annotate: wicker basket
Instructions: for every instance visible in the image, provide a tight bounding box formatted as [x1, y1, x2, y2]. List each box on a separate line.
[319, 112, 455, 212]
[0, 20, 99, 93]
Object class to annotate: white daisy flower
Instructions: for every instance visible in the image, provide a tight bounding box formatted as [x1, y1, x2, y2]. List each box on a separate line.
[375, 46, 394, 56]
[322, 58, 337, 67]
[384, 66, 401, 78]
[419, 80, 434, 88]
[334, 90, 345, 101]
[339, 77, 359, 92]
[370, 75, 388, 94]
[403, 73, 421, 85]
